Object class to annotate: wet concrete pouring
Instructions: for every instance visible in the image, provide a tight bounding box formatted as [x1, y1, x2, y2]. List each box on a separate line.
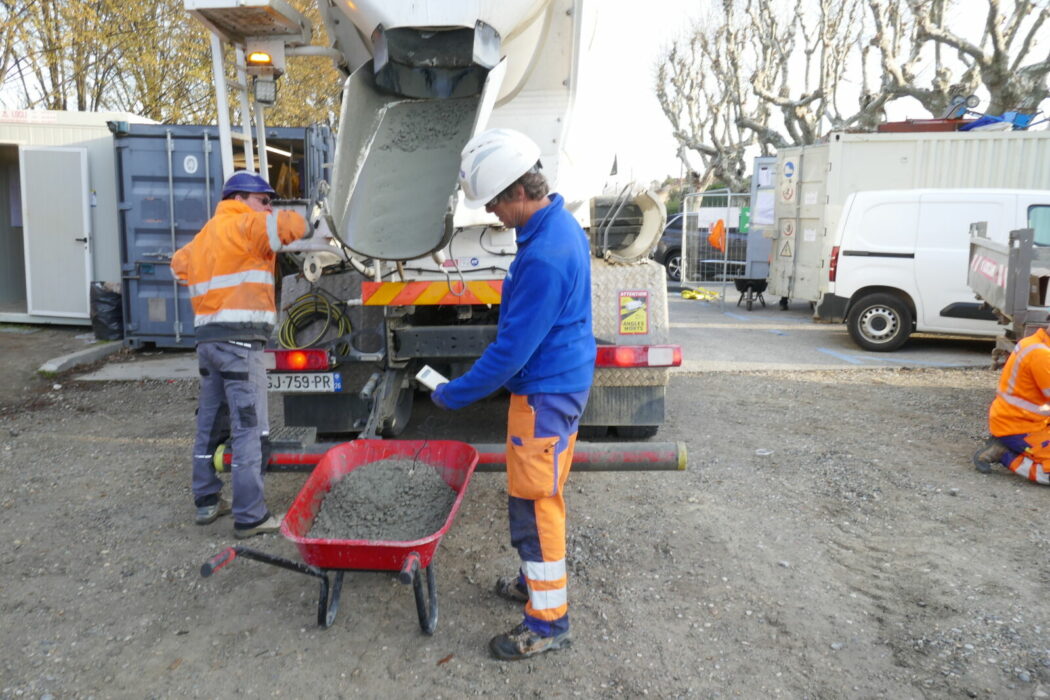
[308, 458, 457, 541]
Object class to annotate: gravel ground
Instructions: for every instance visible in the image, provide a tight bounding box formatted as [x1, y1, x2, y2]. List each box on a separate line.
[2, 359, 1050, 698]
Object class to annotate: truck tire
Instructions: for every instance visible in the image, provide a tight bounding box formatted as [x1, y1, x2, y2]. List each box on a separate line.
[578, 425, 609, 440]
[614, 425, 658, 440]
[846, 292, 913, 352]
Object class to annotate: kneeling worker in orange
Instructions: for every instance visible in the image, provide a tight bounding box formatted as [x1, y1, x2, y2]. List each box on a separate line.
[974, 326, 1050, 484]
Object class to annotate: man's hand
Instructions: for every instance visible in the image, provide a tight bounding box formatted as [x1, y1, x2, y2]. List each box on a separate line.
[431, 383, 450, 410]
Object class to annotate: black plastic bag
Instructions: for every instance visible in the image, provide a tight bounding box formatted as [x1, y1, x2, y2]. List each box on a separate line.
[90, 281, 124, 341]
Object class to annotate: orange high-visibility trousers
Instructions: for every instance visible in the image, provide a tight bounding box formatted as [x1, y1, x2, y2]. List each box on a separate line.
[998, 432, 1050, 485]
[505, 391, 588, 637]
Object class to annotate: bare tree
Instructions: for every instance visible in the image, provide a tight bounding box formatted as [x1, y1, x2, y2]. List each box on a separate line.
[0, 0, 338, 126]
[658, 0, 872, 191]
[866, 0, 972, 118]
[4, 0, 137, 111]
[656, 2, 765, 192]
[104, 2, 215, 122]
[909, 0, 1050, 114]
[0, 0, 25, 99]
[658, 0, 1050, 189]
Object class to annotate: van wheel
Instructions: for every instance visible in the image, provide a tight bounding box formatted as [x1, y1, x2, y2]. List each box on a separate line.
[846, 293, 913, 352]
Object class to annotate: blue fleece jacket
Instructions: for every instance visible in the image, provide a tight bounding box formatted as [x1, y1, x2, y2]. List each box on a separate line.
[438, 193, 596, 409]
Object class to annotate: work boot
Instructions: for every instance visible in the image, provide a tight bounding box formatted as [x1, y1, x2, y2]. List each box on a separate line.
[495, 575, 529, 603]
[195, 497, 232, 525]
[234, 513, 282, 539]
[973, 437, 1007, 474]
[489, 622, 570, 661]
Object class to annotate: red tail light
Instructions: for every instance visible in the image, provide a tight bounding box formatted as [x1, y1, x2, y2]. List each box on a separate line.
[267, 349, 331, 371]
[594, 345, 682, 368]
[829, 245, 840, 283]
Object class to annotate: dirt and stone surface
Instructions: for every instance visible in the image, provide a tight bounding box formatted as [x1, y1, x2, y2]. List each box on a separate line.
[2, 329, 1050, 698]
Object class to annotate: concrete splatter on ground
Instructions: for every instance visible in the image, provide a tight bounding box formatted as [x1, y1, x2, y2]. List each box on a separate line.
[308, 458, 457, 541]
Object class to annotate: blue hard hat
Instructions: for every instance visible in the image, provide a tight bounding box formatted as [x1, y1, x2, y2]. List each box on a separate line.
[222, 170, 277, 199]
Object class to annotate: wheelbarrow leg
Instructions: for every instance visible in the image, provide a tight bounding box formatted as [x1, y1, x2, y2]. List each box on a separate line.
[413, 564, 439, 635]
[400, 552, 438, 634]
[319, 571, 344, 628]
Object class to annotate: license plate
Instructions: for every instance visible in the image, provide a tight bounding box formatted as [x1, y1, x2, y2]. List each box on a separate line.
[267, 372, 342, 393]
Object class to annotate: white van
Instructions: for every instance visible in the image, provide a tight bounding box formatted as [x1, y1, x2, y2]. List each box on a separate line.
[816, 188, 1050, 351]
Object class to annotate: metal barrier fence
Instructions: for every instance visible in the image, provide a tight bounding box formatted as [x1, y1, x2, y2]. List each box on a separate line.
[680, 190, 752, 288]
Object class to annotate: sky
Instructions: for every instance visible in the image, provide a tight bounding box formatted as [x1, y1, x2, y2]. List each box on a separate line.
[589, 0, 695, 183]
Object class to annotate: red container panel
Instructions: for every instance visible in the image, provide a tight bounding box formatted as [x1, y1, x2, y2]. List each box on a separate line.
[280, 440, 479, 571]
[876, 118, 975, 133]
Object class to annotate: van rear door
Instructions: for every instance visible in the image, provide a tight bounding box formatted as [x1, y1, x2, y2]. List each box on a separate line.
[835, 193, 920, 299]
[913, 192, 1008, 335]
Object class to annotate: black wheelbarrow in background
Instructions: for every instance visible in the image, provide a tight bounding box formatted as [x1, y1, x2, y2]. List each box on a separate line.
[734, 278, 768, 311]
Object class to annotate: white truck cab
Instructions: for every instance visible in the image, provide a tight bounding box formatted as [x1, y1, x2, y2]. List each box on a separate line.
[819, 188, 1050, 351]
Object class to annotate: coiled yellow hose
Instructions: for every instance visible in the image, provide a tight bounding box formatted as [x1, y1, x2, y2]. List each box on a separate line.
[277, 291, 353, 354]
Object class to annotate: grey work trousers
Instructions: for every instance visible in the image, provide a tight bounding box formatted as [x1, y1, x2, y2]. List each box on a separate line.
[192, 340, 270, 525]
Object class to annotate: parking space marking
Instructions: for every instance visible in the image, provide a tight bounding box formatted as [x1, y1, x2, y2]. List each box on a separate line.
[852, 355, 974, 368]
[671, 322, 831, 330]
[817, 348, 866, 365]
[818, 347, 977, 368]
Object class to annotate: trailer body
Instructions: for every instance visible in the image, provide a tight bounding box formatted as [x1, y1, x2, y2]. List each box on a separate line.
[768, 130, 1050, 311]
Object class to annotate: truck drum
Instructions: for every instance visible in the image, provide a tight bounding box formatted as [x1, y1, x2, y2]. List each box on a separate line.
[846, 292, 913, 352]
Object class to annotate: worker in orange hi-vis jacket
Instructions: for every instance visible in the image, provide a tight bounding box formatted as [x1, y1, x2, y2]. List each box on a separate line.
[973, 326, 1050, 485]
[171, 170, 308, 538]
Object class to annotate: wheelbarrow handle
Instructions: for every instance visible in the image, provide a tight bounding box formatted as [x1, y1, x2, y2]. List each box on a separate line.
[399, 551, 421, 585]
[201, 547, 238, 577]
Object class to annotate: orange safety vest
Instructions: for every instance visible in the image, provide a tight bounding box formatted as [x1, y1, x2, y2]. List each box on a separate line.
[989, 327, 1050, 436]
[170, 200, 306, 331]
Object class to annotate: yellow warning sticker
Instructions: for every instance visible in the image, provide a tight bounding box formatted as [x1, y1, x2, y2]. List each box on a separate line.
[619, 290, 649, 335]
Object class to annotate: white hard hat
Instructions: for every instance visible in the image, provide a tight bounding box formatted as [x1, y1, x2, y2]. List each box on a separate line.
[458, 128, 542, 208]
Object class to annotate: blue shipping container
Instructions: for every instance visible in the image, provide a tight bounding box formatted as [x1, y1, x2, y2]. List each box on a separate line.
[111, 122, 332, 348]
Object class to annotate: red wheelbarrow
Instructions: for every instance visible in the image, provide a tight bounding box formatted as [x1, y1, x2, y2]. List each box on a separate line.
[200, 439, 479, 632]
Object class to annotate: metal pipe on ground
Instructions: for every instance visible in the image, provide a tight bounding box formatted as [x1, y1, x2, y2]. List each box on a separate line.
[221, 442, 687, 473]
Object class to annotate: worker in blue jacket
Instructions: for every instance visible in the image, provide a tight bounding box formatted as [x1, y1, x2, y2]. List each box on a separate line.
[433, 128, 596, 661]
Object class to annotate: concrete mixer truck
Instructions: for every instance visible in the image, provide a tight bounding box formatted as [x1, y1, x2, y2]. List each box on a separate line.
[184, 0, 679, 448]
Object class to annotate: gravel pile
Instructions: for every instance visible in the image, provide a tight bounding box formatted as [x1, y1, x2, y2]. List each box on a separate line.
[308, 458, 457, 541]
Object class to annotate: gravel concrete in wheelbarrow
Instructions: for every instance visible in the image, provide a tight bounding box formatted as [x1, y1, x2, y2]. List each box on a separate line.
[308, 458, 457, 541]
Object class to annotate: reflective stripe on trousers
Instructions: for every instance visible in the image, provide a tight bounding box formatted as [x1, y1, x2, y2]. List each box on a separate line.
[505, 390, 589, 637]
[998, 431, 1050, 486]
[1007, 455, 1050, 485]
[191, 341, 270, 524]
